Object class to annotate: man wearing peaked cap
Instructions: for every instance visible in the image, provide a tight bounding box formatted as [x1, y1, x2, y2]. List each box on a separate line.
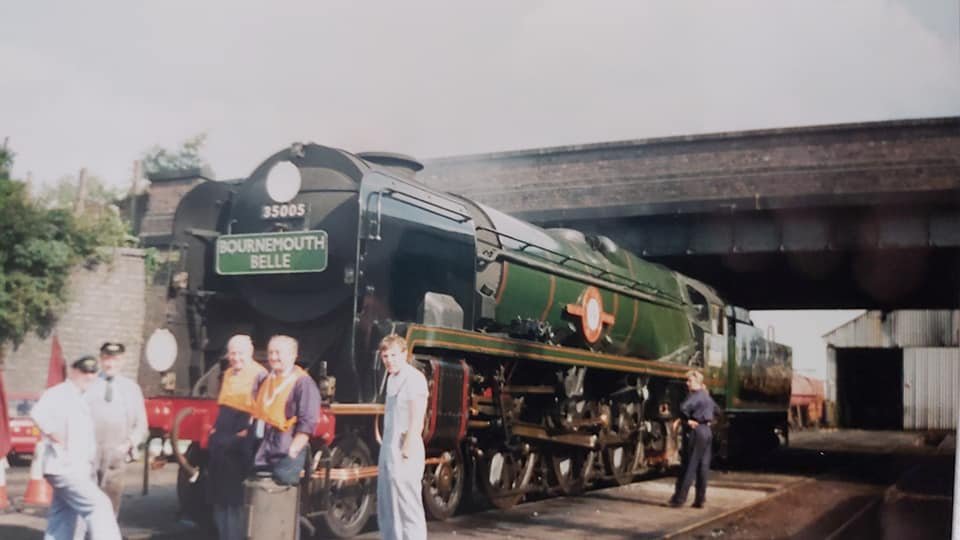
[85, 342, 148, 515]
[31, 355, 121, 539]
[101, 342, 124, 356]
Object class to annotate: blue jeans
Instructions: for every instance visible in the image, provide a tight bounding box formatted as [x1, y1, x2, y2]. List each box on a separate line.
[268, 447, 307, 486]
[44, 472, 121, 540]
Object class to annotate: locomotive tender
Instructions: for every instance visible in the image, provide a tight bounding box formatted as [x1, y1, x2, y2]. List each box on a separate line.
[143, 143, 792, 537]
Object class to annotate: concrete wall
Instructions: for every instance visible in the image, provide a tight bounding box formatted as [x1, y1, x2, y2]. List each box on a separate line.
[1, 248, 147, 394]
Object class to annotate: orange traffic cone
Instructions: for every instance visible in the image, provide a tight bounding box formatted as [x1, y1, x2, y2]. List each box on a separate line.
[22, 445, 52, 507]
[0, 457, 10, 511]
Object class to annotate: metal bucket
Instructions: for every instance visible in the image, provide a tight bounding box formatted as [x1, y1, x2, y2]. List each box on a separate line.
[244, 475, 299, 540]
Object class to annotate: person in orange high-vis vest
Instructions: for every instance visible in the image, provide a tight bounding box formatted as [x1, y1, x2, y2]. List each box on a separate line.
[252, 336, 321, 484]
[207, 335, 266, 540]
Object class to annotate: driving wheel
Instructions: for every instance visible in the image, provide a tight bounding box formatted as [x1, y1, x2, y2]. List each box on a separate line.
[317, 437, 375, 538]
[422, 448, 465, 520]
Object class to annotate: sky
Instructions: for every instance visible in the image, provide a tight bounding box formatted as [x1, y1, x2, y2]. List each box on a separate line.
[2, 1, 958, 376]
[751, 310, 862, 379]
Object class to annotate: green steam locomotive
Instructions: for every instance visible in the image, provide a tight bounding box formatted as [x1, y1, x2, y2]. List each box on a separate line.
[143, 143, 791, 537]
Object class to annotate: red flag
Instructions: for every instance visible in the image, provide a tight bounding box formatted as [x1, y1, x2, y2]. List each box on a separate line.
[0, 370, 11, 457]
[46, 335, 66, 388]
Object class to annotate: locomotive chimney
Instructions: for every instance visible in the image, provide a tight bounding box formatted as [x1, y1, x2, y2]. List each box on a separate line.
[357, 151, 424, 180]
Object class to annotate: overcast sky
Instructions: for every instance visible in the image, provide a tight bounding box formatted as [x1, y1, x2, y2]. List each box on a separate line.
[3, 1, 957, 186]
[2, 1, 957, 376]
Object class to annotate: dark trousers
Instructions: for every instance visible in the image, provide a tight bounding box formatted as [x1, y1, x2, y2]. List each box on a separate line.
[671, 424, 712, 504]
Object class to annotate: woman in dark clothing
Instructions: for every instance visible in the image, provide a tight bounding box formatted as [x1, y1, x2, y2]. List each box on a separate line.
[669, 369, 719, 509]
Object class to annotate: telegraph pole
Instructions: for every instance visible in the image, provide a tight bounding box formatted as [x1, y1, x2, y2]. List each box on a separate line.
[74, 167, 88, 215]
[129, 160, 142, 231]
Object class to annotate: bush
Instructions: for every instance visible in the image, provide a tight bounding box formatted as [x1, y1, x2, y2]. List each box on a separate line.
[0, 152, 128, 346]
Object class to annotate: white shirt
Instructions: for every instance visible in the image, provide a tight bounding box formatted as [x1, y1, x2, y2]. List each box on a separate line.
[380, 362, 428, 468]
[31, 380, 97, 477]
[86, 373, 148, 449]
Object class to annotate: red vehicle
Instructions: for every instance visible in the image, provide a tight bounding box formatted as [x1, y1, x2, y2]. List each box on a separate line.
[7, 393, 40, 462]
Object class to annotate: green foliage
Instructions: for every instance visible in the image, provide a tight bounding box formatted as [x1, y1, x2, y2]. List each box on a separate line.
[36, 173, 125, 210]
[141, 133, 213, 177]
[0, 151, 128, 347]
[0, 145, 13, 179]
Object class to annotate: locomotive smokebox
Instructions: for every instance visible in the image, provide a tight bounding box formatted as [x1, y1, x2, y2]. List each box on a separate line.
[223, 143, 367, 322]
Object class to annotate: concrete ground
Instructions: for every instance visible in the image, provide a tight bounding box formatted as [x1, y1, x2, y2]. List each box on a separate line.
[355, 473, 806, 540]
[0, 463, 199, 540]
[0, 429, 953, 539]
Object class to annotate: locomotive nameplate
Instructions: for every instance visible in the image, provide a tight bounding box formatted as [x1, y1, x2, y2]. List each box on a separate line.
[215, 231, 328, 275]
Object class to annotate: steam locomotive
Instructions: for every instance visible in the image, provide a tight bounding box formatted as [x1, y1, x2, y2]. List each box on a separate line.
[142, 143, 792, 537]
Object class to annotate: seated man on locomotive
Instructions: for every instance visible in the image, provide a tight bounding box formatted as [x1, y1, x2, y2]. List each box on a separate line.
[669, 369, 719, 509]
[206, 334, 266, 540]
[252, 335, 321, 484]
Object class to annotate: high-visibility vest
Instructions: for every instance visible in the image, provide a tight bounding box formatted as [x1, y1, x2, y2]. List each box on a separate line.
[253, 366, 308, 432]
[217, 361, 266, 415]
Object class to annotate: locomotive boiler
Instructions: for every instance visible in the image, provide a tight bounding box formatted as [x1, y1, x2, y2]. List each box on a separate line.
[142, 143, 792, 537]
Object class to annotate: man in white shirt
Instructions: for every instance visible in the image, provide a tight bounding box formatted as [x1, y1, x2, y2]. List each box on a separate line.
[376, 334, 428, 540]
[31, 355, 121, 540]
[86, 342, 148, 514]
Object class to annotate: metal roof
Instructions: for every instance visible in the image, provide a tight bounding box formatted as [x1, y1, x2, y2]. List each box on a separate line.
[823, 310, 960, 348]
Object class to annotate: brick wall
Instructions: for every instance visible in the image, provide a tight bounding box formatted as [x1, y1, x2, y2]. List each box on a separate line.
[419, 117, 960, 217]
[2, 248, 147, 394]
[138, 176, 206, 242]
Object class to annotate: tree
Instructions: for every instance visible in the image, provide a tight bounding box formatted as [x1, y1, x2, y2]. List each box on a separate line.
[36, 172, 125, 210]
[141, 133, 213, 177]
[0, 146, 128, 349]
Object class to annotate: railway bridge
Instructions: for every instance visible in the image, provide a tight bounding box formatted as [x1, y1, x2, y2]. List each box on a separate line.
[421, 117, 960, 309]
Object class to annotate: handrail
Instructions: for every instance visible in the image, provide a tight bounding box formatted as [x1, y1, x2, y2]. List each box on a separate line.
[496, 250, 681, 308]
[383, 188, 473, 223]
[475, 226, 683, 304]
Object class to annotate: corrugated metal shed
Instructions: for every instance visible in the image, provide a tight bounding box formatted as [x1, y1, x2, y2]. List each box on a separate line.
[823, 310, 959, 348]
[903, 348, 960, 430]
[825, 347, 837, 402]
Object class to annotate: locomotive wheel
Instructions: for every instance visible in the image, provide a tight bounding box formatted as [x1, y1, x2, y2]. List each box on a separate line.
[422, 449, 465, 521]
[318, 437, 375, 539]
[582, 450, 601, 489]
[175, 443, 213, 530]
[478, 451, 525, 510]
[548, 450, 586, 495]
[604, 443, 637, 486]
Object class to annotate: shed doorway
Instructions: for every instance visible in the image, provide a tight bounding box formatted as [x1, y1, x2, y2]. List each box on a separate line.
[835, 348, 903, 429]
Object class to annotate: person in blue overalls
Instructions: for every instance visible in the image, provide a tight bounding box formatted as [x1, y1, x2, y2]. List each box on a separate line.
[669, 369, 719, 509]
[376, 334, 428, 540]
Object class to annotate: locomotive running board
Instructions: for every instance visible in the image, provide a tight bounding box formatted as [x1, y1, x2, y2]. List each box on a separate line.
[404, 325, 691, 379]
[315, 456, 446, 483]
[511, 424, 598, 449]
[327, 403, 385, 416]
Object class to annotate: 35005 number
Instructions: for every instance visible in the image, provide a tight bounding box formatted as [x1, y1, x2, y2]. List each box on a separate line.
[262, 203, 307, 219]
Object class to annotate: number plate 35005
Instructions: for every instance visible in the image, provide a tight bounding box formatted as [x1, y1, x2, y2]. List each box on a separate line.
[262, 203, 307, 219]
